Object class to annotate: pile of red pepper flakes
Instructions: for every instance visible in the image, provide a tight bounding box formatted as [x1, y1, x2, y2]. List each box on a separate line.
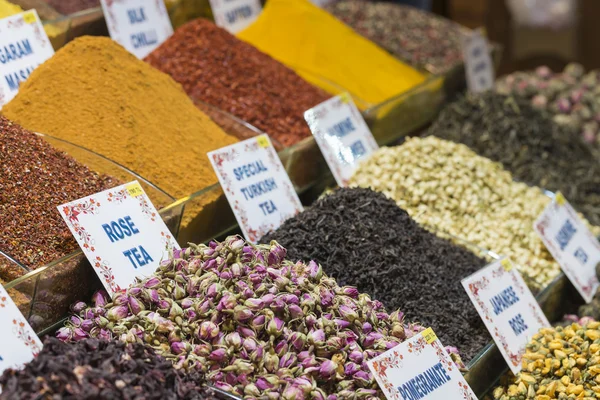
[0, 116, 118, 282]
[145, 18, 331, 148]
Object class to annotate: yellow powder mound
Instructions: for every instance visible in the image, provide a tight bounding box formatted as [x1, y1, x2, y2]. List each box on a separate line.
[238, 0, 426, 106]
[2, 36, 238, 242]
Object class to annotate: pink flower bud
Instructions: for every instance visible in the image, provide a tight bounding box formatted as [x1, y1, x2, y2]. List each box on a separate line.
[243, 337, 258, 352]
[97, 328, 112, 341]
[56, 327, 72, 341]
[264, 351, 279, 373]
[217, 293, 237, 311]
[209, 348, 227, 362]
[344, 362, 361, 376]
[143, 276, 160, 288]
[308, 329, 325, 345]
[256, 377, 275, 391]
[362, 322, 372, 334]
[311, 389, 327, 400]
[266, 317, 285, 338]
[307, 260, 322, 280]
[225, 332, 242, 350]
[244, 383, 261, 397]
[72, 327, 88, 341]
[275, 340, 288, 357]
[237, 326, 256, 338]
[80, 319, 94, 332]
[319, 359, 337, 380]
[107, 305, 129, 321]
[279, 352, 297, 369]
[158, 300, 170, 310]
[233, 305, 254, 322]
[171, 342, 187, 354]
[363, 332, 383, 348]
[128, 296, 145, 315]
[142, 289, 160, 304]
[348, 350, 363, 364]
[251, 314, 266, 331]
[353, 370, 371, 385]
[288, 304, 304, 319]
[245, 298, 264, 311]
[341, 287, 359, 298]
[297, 351, 311, 362]
[282, 385, 305, 400]
[289, 332, 306, 351]
[333, 319, 350, 329]
[71, 301, 87, 314]
[91, 291, 108, 307]
[267, 243, 286, 265]
[250, 346, 264, 362]
[213, 381, 234, 393]
[198, 321, 219, 340]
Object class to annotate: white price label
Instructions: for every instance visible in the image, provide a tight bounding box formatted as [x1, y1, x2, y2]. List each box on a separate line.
[462, 258, 550, 374]
[462, 29, 494, 93]
[0, 285, 42, 376]
[534, 193, 600, 303]
[367, 328, 476, 400]
[209, 0, 262, 34]
[0, 10, 54, 107]
[57, 181, 180, 296]
[208, 134, 303, 243]
[304, 93, 378, 187]
[100, 0, 173, 59]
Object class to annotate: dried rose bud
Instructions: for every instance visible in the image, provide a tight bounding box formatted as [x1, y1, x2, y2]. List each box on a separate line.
[266, 317, 284, 338]
[256, 377, 275, 391]
[128, 296, 146, 315]
[244, 383, 261, 397]
[56, 327, 72, 341]
[245, 298, 264, 311]
[91, 291, 109, 307]
[225, 332, 242, 350]
[107, 305, 129, 321]
[233, 305, 254, 322]
[209, 348, 227, 362]
[279, 353, 298, 369]
[198, 321, 219, 340]
[308, 329, 325, 346]
[264, 351, 279, 373]
[71, 301, 87, 314]
[319, 359, 337, 380]
[338, 305, 358, 322]
[288, 332, 306, 351]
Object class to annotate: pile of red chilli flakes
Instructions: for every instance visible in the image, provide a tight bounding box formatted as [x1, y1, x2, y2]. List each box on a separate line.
[145, 18, 330, 148]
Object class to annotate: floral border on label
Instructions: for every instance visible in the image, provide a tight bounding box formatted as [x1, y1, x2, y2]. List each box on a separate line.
[535, 199, 598, 299]
[60, 183, 177, 294]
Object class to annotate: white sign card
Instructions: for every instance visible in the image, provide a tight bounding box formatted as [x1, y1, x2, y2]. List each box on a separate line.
[534, 192, 600, 303]
[0, 10, 54, 107]
[208, 134, 303, 243]
[100, 0, 173, 59]
[0, 285, 42, 376]
[304, 93, 379, 187]
[462, 258, 550, 374]
[462, 28, 494, 93]
[367, 328, 476, 400]
[209, 0, 262, 34]
[57, 181, 180, 296]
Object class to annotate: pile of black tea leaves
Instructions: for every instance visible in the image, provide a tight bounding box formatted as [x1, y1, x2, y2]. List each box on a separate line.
[0, 337, 217, 400]
[426, 91, 600, 227]
[260, 187, 490, 362]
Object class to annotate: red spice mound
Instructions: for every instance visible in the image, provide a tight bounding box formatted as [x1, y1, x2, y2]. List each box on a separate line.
[0, 116, 117, 281]
[145, 18, 330, 147]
